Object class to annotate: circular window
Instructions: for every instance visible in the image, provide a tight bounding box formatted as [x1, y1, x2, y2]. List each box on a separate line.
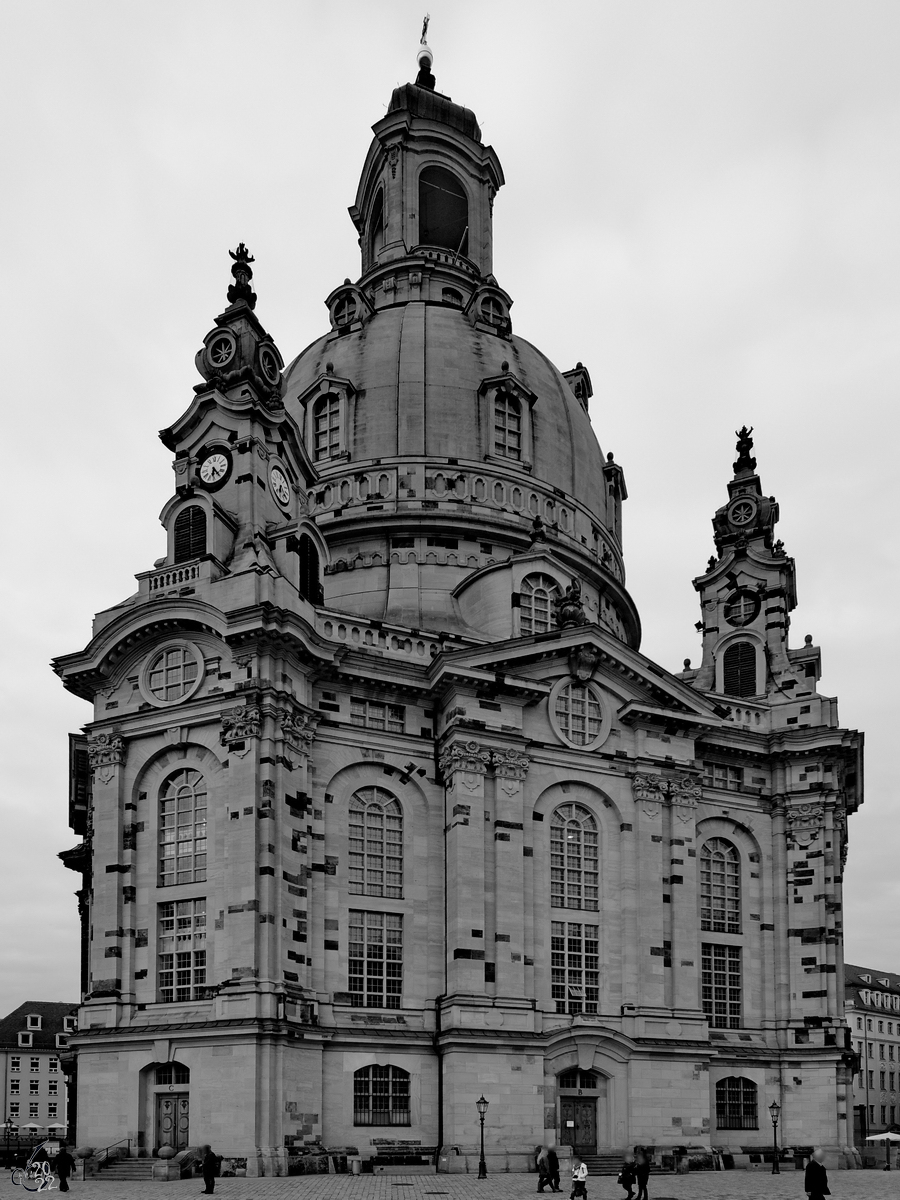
[728, 498, 757, 527]
[723, 590, 760, 627]
[207, 333, 236, 369]
[480, 296, 505, 327]
[141, 641, 204, 707]
[258, 345, 281, 384]
[548, 678, 610, 751]
[333, 295, 358, 327]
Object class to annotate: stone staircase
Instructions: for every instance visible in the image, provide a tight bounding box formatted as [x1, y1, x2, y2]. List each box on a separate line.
[93, 1157, 159, 1181]
[580, 1154, 625, 1176]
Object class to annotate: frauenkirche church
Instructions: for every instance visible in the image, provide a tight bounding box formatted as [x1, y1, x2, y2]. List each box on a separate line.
[54, 39, 863, 1176]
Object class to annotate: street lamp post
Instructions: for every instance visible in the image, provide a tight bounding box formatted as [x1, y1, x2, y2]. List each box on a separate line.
[476, 1095, 489, 1180]
[4, 1118, 14, 1170]
[768, 1100, 781, 1175]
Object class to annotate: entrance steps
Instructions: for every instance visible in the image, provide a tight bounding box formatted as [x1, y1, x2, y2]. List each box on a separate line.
[94, 1159, 159, 1180]
[580, 1154, 625, 1176]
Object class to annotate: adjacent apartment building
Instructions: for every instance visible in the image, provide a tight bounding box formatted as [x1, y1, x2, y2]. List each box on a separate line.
[0, 1003, 78, 1140]
[845, 965, 900, 1144]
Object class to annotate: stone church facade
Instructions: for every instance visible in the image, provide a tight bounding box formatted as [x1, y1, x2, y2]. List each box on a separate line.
[55, 46, 862, 1175]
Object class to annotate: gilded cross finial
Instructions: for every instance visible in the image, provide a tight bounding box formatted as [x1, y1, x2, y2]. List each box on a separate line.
[416, 13, 435, 90]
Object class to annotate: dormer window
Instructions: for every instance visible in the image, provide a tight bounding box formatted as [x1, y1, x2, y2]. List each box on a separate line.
[519, 573, 559, 636]
[480, 296, 506, 327]
[333, 295, 358, 329]
[419, 166, 468, 255]
[313, 394, 342, 461]
[493, 391, 522, 460]
[18, 1033, 33, 1048]
[173, 505, 207, 563]
[63, 1017, 76, 1033]
[26, 1015, 41, 1030]
[56, 1034, 69, 1049]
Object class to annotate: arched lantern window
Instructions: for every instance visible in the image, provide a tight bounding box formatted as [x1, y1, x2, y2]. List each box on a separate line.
[173, 506, 206, 563]
[419, 166, 468, 255]
[723, 641, 757, 697]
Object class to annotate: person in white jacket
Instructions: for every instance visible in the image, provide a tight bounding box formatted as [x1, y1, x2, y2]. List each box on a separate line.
[570, 1154, 588, 1200]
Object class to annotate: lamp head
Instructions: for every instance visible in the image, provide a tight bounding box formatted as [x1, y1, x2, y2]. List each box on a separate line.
[768, 1100, 781, 1121]
[476, 1095, 489, 1116]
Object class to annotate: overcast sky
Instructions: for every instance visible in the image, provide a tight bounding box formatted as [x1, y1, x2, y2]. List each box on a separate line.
[1, 1, 898, 1015]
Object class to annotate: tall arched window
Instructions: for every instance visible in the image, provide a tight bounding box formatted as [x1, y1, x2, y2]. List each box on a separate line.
[158, 768, 207, 886]
[551, 803, 599, 911]
[493, 391, 522, 459]
[353, 1065, 410, 1126]
[348, 787, 403, 897]
[297, 533, 323, 604]
[369, 189, 385, 262]
[700, 838, 741, 933]
[723, 641, 757, 697]
[520, 574, 559, 635]
[312, 394, 341, 460]
[715, 1077, 758, 1129]
[173, 506, 206, 563]
[418, 166, 468, 254]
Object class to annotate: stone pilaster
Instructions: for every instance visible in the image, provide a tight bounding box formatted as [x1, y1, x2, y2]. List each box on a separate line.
[489, 748, 530, 1000]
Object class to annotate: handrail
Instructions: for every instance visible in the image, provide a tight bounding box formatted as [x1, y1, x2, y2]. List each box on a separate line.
[88, 1138, 131, 1168]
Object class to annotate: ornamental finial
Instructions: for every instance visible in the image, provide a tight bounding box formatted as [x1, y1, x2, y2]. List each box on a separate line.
[733, 424, 756, 475]
[227, 243, 257, 310]
[415, 14, 435, 90]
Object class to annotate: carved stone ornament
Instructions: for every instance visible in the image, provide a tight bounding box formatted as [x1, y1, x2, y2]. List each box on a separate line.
[568, 643, 600, 683]
[220, 705, 261, 755]
[555, 578, 589, 629]
[88, 732, 125, 784]
[438, 740, 492, 780]
[386, 144, 400, 179]
[631, 773, 701, 806]
[785, 802, 825, 847]
[489, 748, 531, 781]
[278, 707, 319, 755]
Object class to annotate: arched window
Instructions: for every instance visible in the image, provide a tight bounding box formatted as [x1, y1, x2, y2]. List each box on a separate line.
[551, 803, 599, 911]
[553, 682, 603, 747]
[155, 1063, 190, 1086]
[419, 166, 468, 254]
[173, 506, 206, 563]
[558, 1070, 598, 1090]
[312, 393, 341, 460]
[298, 533, 323, 604]
[715, 1077, 758, 1129]
[348, 787, 403, 897]
[369, 189, 385, 262]
[520, 574, 559, 636]
[723, 641, 757, 697]
[158, 768, 207, 886]
[700, 839, 741, 933]
[493, 391, 521, 459]
[352, 1065, 410, 1127]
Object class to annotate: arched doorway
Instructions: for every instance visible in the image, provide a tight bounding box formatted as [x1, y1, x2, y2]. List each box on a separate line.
[557, 1070, 605, 1155]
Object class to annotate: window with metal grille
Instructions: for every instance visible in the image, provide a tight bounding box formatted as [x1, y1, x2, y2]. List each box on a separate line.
[702, 944, 742, 1028]
[298, 533, 323, 604]
[155, 1064, 190, 1086]
[350, 697, 405, 733]
[158, 769, 207, 887]
[158, 899, 206, 1002]
[701, 762, 744, 791]
[348, 787, 403, 898]
[348, 911, 402, 1009]
[493, 391, 522, 460]
[715, 1076, 758, 1129]
[352, 1065, 410, 1127]
[419, 166, 468, 255]
[700, 839, 741, 933]
[554, 682, 603, 746]
[551, 921, 599, 1015]
[146, 643, 201, 704]
[551, 803, 599, 911]
[520, 574, 559, 635]
[173, 505, 206, 563]
[722, 641, 757, 697]
[313, 394, 341, 460]
[558, 1070, 598, 1090]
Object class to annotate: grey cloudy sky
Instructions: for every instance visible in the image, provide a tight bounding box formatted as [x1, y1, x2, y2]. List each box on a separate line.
[1, 1, 898, 1014]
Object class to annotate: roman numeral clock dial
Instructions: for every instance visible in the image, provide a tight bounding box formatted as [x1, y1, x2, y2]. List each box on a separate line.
[198, 449, 231, 490]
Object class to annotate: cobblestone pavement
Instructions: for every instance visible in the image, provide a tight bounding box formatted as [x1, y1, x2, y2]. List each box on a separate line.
[2, 1171, 897, 1200]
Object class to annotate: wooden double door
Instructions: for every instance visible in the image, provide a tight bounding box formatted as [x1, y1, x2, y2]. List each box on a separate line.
[156, 1094, 190, 1153]
[560, 1098, 596, 1154]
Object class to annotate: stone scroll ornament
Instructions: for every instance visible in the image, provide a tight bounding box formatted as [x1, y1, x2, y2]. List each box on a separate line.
[785, 802, 825, 847]
[490, 748, 531, 795]
[278, 707, 319, 756]
[631, 774, 702, 806]
[438, 740, 492, 785]
[87, 732, 125, 784]
[220, 705, 261, 756]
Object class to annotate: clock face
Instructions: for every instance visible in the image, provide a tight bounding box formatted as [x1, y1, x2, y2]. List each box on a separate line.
[199, 451, 230, 488]
[270, 466, 291, 507]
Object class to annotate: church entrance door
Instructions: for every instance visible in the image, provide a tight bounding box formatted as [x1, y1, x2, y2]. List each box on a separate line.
[156, 1094, 190, 1153]
[560, 1098, 596, 1154]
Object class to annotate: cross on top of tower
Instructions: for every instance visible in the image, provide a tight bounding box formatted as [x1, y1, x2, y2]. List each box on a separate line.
[415, 13, 435, 90]
[227, 243, 257, 310]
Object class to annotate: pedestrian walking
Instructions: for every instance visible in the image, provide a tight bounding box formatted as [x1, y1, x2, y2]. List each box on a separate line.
[617, 1153, 636, 1200]
[804, 1148, 830, 1199]
[546, 1146, 561, 1192]
[536, 1146, 550, 1192]
[570, 1153, 588, 1200]
[634, 1146, 650, 1200]
[54, 1145, 76, 1193]
[200, 1144, 220, 1195]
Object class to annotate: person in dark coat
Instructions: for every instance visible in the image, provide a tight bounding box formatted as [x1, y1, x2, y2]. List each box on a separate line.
[54, 1146, 76, 1193]
[536, 1146, 550, 1192]
[200, 1145, 219, 1195]
[546, 1146, 561, 1193]
[633, 1147, 651, 1200]
[804, 1148, 830, 1199]
[618, 1153, 636, 1200]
